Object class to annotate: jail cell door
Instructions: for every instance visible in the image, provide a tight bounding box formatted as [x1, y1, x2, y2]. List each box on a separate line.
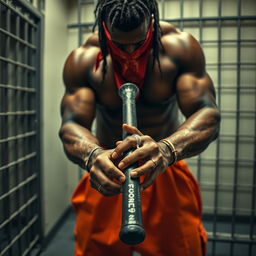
[0, 0, 42, 255]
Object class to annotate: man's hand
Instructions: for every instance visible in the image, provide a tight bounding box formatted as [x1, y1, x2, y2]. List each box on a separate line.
[111, 124, 172, 191]
[89, 148, 126, 196]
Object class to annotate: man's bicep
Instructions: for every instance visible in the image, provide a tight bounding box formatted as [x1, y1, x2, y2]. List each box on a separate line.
[61, 45, 97, 128]
[176, 73, 217, 118]
[61, 87, 96, 129]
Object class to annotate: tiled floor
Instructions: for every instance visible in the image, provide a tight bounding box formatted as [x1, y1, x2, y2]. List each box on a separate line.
[40, 210, 76, 256]
[39, 210, 141, 256]
[39, 210, 254, 256]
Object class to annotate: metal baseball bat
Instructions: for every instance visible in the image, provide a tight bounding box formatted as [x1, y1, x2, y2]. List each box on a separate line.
[118, 83, 145, 245]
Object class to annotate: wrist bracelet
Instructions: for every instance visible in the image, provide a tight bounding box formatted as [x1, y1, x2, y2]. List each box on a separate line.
[160, 139, 178, 165]
[85, 146, 103, 171]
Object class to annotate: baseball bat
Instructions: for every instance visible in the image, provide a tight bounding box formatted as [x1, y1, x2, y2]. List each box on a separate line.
[118, 83, 145, 245]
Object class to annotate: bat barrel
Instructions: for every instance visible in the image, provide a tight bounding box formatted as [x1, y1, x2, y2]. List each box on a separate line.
[118, 83, 145, 245]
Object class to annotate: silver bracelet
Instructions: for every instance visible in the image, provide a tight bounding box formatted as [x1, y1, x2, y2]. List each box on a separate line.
[85, 146, 103, 171]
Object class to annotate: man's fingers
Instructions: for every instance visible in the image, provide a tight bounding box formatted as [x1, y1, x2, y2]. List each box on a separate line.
[90, 169, 122, 195]
[111, 125, 144, 160]
[90, 180, 118, 197]
[103, 165, 126, 183]
[116, 139, 158, 170]
[140, 172, 157, 191]
[112, 135, 144, 160]
[117, 147, 148, 170]
[130, 159, 156, 178]
[122, 124, 143, 136]
[93, 151, 125, 182]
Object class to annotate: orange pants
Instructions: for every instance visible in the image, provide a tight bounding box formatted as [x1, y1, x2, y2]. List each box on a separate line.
[72, 160, 208, 256]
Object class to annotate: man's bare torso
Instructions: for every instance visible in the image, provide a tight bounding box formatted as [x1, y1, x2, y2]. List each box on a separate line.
[64, 21, 193, 148]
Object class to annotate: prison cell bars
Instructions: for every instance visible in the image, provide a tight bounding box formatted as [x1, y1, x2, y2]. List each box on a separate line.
[213, 1, 222, 255]
[165, 1, 256, 255]
[167, 1, 256, 255]
[0, 0, 43, 255]
[67, 0, 256, 255]
[231, 1, 242, 255]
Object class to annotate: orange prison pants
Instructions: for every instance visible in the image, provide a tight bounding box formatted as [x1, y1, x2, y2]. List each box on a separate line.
[71, 160, 208, 256]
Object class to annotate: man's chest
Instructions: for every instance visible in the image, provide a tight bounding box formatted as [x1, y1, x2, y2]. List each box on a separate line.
[89, 54, 178, 108]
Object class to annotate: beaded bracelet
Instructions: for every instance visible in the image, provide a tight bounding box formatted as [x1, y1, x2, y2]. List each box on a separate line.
[85, 146, 103, 171]
[160, 139, 178, 165]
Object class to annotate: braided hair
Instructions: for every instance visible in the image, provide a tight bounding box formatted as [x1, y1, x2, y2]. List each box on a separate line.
[93, 0, 162, 79]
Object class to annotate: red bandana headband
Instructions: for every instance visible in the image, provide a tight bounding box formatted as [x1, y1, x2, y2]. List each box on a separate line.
[94, 20, 153, 89]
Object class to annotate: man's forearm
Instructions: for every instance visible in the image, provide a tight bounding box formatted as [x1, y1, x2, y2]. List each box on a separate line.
[164, 107, 220, 161]
[59, 122, 100, 169]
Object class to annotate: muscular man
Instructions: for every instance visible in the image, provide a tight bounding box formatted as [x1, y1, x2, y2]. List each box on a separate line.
[59, 0, 220, 255]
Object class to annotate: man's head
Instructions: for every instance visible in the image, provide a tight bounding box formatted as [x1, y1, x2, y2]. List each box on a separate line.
[106, 18, 151, 54]
[94, 0, 159, 31]
[93, 0, 161, 77]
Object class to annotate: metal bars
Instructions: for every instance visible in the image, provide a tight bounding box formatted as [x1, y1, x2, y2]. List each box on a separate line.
[0, 0, 42, 255]
[164, 0, 256, 255]
[230, 2, 242, 255]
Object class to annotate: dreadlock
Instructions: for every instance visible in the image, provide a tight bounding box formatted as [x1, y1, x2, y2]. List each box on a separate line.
[93, 0, 162, 80]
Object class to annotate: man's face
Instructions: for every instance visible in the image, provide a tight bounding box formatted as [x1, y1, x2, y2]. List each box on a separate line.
[106, 18, 151, 54]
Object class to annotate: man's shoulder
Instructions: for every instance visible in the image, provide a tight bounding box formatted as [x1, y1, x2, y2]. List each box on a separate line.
[160, 21, 196, 51]
[73, 31, 100, 59]
[159, 21, 179, 35]
[160, 21, 203, 64]
[63, 32, 101, 88]
[84, 31, 100, 48]
[65, 32, 100, 70]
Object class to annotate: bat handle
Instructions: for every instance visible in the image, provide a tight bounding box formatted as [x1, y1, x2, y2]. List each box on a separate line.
[118, 83, 145, 245]
[119, 149, 145, 245]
